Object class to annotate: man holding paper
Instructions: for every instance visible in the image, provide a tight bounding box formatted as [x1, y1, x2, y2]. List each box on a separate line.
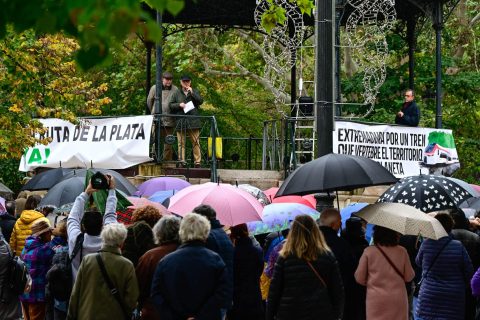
[169, 75, 204, 167]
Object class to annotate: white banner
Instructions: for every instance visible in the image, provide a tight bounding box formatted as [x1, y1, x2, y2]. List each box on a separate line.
[333, 121, 460, 178]
[19, 116, 153, 172]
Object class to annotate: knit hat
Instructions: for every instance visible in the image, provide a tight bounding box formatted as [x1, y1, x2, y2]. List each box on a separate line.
[31, 219, 52, 237]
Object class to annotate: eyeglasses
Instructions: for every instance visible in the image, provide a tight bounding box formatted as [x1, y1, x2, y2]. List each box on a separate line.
[404, 94, 412, 97]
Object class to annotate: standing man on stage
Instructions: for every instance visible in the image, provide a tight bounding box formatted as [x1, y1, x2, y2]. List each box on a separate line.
[395, 89, 420, 127]
[169, 75, 204, 168]
[147, 72, 178, 161]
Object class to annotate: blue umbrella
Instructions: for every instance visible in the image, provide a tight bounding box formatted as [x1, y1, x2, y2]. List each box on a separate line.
[247, 203, 320, 236]
[149, 190, 178, 203]
[340, 203, 373, 242]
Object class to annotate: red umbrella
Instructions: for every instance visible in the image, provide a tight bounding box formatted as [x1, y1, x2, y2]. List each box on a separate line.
[272, 195, 315, 209]
[168, 182, 263, 226]
[264, 187, 279, 202]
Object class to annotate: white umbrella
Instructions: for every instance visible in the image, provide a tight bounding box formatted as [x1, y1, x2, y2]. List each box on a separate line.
[355, 203, 448, 240]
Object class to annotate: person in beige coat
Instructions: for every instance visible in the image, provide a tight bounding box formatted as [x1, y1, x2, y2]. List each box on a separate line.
[355, 226, 415, 320]
[10, 195, 49, 256]
[147, 71, 179, 161]
[67, 223, 139, 320]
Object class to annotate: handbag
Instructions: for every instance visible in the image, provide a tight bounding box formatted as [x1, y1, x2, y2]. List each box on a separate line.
[95, 254, 132, 320]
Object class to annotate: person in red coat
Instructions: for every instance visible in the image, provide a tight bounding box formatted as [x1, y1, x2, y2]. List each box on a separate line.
[135, 216, 180, 320]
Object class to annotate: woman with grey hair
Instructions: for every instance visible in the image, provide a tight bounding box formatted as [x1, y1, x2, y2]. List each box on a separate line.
[151, 213, 230, 319]
[135, 216, 181, 320]
[67, 223, 139, 320]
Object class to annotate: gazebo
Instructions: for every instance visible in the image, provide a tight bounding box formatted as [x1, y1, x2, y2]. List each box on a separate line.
[144, 0, 458, 157]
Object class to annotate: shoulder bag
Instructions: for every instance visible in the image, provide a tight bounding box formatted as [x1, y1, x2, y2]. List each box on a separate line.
[95, 254, 132, 320]
[306, 260, 327, 288]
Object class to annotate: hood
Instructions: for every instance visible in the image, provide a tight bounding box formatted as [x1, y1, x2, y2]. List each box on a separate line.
[20, 210, 45, 224]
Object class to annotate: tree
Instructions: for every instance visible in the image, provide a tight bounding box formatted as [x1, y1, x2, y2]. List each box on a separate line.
[0, 0, 185, 69]
[0, 29, 112, 159]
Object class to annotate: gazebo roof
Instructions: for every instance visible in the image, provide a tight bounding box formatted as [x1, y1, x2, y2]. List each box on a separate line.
[157, 0, 450, 27]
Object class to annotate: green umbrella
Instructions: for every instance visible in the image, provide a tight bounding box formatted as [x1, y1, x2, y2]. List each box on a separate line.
[84, 169, 132, 214]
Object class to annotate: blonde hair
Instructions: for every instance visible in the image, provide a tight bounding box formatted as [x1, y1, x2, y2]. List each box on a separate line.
[179, 213, 211, 243]
[280, 214, 330, 261]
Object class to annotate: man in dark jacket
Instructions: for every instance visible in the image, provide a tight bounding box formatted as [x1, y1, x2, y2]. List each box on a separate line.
[169, 75, 204, 167]
[318, 208, 356, 320]
[151, 213, 229, 320]
[395, 89, 420, 126]
[0, 201, 17, 242]
[193, 204, 234, 314]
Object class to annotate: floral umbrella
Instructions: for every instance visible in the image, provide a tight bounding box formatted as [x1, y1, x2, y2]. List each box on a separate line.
[247, 203, 320, 236]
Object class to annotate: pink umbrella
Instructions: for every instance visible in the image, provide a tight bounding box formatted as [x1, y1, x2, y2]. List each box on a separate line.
[126, 197, 170, 215]
[472, 184, 480, 195]
[272, 195, 315, 209]
[168, 182, 263, 226]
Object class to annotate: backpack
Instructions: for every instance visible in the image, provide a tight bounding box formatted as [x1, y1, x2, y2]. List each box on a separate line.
[46, 233, 84, 301]
[1, 239, 30, 300]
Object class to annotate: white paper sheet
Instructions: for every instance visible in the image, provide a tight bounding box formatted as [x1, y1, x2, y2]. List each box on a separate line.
[184, 101, 195, 113]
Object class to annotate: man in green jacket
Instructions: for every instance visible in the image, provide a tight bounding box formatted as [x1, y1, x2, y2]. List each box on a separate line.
[169, 75, 204, 168]
[67, 223, 139, 320]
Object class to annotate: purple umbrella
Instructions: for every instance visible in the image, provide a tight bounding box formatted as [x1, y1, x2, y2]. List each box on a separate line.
[0, 196, 5, 213]
[135, 177, 191, 197]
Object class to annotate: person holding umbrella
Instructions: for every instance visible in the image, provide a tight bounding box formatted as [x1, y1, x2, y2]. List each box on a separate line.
[415, 213, 473, 320]
[266, 214, 344, 320]
[354, 226, 415, 320]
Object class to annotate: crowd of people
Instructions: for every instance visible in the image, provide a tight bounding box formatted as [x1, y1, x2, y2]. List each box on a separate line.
[1, 175, 480, 320]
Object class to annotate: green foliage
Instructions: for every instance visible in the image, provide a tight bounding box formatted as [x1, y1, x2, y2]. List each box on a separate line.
[0, 0, 186, 69]
[0, 158, 24, 194]
[260, 0, 314, 33]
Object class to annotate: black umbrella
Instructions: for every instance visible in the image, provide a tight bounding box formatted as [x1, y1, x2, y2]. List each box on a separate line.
[61, 168, 137, 196]
[39, 176, 84, 207]
[377, 175, 473, 213]
[21, 168, 73, 191]
[276, 153, 398, 197]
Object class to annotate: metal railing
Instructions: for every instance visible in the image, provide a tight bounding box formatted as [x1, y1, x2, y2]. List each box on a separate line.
[152, 115, 266, 180]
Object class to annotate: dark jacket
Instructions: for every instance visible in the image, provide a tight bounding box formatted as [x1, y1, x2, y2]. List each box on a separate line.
[451, 228, 480, 320]
[320, 226, 356, 318]
[151, 241, 230, 320]
[395, 101, 420, 126]
[416, 235, 473, 320]
[206, 219, 234, 302]
[122, 221, 155, 267]
[266, 252, 344, 320]
[169, 86, 204, 129]
[0, 214, 16, 243]
[452, 229, 480, 269]
[0, 234, 19, 320]
[228, 237, 264, 320]
[342, 231, 368, 320]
